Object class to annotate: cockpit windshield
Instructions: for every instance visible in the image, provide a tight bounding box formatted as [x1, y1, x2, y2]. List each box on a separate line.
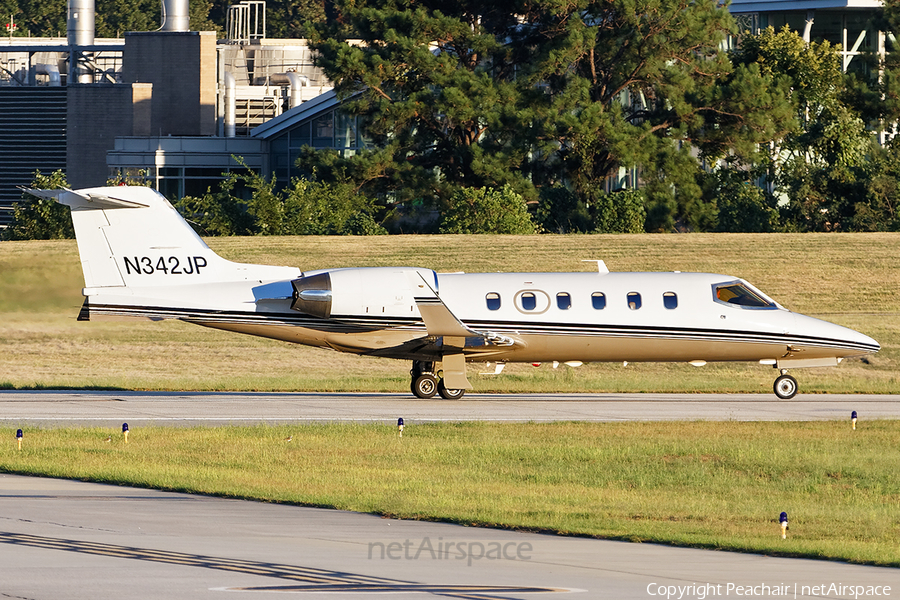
[713, 282, 776, 309]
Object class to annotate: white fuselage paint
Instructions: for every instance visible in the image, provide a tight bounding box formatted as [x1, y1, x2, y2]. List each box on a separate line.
[44, 186, 878, 378]
[85, 267, 877, 367]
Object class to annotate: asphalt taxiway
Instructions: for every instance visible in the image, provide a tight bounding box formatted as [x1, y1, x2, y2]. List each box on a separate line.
[0, 474, 896, 600]
[1, 390, 899, 426]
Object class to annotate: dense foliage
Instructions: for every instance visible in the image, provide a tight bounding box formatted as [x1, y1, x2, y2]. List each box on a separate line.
[1, 171, 73, 241]
[6, 1, 900, 235]
[176, 169, 387, 236]
[299, 0, 900, 233]
[303, 0, 799, 233]
[439, 186, 536, 234]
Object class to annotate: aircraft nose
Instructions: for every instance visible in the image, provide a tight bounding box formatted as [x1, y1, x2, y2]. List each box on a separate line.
[795, 314, 880, 357]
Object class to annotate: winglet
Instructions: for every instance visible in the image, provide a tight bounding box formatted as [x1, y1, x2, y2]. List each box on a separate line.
[407, 271, 476, 338]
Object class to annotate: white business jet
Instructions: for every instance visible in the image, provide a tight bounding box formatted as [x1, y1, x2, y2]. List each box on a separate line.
[32, 186, 879, 400]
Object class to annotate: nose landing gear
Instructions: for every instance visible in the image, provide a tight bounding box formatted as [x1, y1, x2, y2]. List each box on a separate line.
[410, 361, 466, 399]
[773, 372, 798, 399]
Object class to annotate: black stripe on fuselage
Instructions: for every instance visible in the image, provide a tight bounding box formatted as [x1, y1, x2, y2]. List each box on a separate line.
[461, 319, 878, 353]
[81, 304, 877, 353]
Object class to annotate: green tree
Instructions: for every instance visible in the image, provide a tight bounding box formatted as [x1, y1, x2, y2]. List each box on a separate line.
[2, 170, 73, 241]
[3, 0, 216, 38]
[520, 0, 794, 228]
[282, 178, 386, 235]
[845, 4, 900, 128]
[733, 27, 873, 231]
[307, 0, 793, 231]
[851, 138, 900, 231]
[439, 185, 536, 234]
[535, 186, 592, 233]
[591, 189, 647, 234]
[12, 0, 64, 36]
[267, 0, 327, 38]
[176, 168, 386, 236]
[176, 174, 256, 236]
[1, 1, 21, 36]
[704, 169, 779, 233]
[305, 0, 535, 209]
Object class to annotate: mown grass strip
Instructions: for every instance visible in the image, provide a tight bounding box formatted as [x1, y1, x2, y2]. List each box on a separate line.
[0, 234, 897, 393]
[2, 421, 898, 567]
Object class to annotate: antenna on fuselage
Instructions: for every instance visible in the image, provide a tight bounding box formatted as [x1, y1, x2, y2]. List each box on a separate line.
[582, 260, 609, 274]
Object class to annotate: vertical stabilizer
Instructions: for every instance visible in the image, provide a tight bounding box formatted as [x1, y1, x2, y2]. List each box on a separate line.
[55, 186, 214, 289]
[28, 186, 298, 291]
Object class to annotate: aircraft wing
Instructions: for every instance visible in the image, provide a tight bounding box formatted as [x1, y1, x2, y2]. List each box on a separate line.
[407, 271, 518, 347]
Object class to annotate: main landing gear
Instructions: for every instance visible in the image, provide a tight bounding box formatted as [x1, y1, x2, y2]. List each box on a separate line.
[410, 361, 466, 399]
[773, 371, 798, 400]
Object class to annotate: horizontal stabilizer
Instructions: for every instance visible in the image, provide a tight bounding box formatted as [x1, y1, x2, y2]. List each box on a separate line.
[25, 187, 149, 209]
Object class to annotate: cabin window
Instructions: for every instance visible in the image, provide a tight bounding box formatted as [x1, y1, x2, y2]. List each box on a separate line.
[557, 292, 571, 310]
[713, 282, 775, 309]
[663, 292, 678, 309]
[591, 292, 606, 309]
[486, 292, 501, 311]
[627, 292, 642, 310]
[521, 292, 537, 311]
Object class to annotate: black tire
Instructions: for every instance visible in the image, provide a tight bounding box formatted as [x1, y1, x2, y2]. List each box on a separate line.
[774, 374, 798, 399]
[411, 373, 438, 399]
[438, 379, 466, 400]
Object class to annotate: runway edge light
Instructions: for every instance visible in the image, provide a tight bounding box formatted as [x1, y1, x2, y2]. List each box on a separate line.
[398, 417, 404, 438]
[122, 423, 129, 443]
[851, 410, 857, 430]
[779, 512, 788, 539]
[16, 429, 22, 451]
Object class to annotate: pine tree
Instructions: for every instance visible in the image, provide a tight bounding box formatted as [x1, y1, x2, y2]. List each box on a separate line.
[305, 0, 535, 209]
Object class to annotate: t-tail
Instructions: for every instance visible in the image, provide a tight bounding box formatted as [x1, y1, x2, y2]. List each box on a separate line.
[29, 186, 301, 320]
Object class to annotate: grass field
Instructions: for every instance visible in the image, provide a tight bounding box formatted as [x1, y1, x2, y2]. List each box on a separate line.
[1, 421, 898, 567]
[0, 233, 897, 393]
[2, 234, 899, 567]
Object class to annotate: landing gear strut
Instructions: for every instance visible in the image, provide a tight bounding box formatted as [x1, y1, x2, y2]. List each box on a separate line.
[773, 372, 798, 400]
[410, 361, 466, 399]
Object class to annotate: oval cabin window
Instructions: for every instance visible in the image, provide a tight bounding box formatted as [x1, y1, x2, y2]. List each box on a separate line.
[486, 292, 501, 311]
[521, 292, 537, 311]
[627, 292, 642, 310]
[663, 292, 678, 309]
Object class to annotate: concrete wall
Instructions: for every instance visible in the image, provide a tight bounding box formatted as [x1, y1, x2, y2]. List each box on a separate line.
[123, 31, 217, 136]
[66, 83, 153, 188]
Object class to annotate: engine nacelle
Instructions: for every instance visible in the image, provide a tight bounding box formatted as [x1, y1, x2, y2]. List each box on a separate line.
[290, 272, 332, 319]
[290, 267, 438, 319]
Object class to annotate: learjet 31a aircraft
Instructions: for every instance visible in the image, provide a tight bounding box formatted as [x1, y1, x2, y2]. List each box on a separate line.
[34, 186, 879, 400]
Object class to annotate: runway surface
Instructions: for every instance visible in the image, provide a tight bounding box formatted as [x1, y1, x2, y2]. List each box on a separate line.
[1, 390, 900, 427]
[0, 474, 896, 600]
